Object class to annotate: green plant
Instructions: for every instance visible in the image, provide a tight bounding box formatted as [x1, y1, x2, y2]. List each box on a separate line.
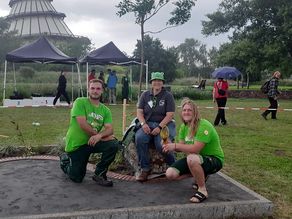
[0, 144, 25, 158]
[172, 86, 212, 100]
[19, 66, 35, 78]
[47, 138, 66, 156]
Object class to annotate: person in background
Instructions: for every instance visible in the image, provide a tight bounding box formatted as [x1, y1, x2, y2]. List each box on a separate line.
[121, 72, 129, 103]
[135, 72, 176, 182]
[261, 71, 281, 120]
[98, 71, 106, 103]
[98, 71, 105, 83]
[88, 69, 96, 83]
[212, 78, 229, 126]
[107, 69, 118, 105]
[53, 70, 71, 107]
[60, 79, 119, 187]
[162, 98, 224, 203]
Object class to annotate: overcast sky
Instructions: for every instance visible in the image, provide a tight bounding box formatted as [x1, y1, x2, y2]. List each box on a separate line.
[0, 0, 229, 55]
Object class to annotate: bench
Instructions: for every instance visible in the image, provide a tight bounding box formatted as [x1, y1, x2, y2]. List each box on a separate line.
[192, 79, 206, 90]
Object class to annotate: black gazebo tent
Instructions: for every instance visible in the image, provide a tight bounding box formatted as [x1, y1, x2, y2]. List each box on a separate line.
[80, 41, 130, 65]
[6, 36, 77, 64]
[3, 36, 81, 105]
[80, 41, 146, 96]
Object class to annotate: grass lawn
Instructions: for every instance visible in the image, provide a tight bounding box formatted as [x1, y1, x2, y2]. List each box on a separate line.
[0, 98, 292, 218]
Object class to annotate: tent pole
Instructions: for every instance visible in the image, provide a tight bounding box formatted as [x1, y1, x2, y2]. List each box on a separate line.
[145, 60, 149, 90]
[13, 63, 17, 92]
[71, 65, 74, 101]
[129, 66, 133, 101]
[76, 63, 83, 97]
[86, 62, 89, 97]
[3, 61, 7, 105]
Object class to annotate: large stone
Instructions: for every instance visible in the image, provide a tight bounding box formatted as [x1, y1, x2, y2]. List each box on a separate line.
[123, 140, 168, 174]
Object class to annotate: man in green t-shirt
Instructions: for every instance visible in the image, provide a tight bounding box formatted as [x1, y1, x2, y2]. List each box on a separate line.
[60, 79, 119, 187]
[162, 98, 224, 203]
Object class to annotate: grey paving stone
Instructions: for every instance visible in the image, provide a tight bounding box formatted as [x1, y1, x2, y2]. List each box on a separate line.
[0, 159, 272, 219]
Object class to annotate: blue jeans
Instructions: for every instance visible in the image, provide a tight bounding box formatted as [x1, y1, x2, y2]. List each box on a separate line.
[135, 121, 176, 171]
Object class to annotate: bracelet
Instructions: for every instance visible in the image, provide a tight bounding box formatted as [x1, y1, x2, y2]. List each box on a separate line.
[158, 125, 163, 130]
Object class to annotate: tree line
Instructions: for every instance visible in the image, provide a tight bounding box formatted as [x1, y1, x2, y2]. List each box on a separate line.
[1, 0, 291, 83]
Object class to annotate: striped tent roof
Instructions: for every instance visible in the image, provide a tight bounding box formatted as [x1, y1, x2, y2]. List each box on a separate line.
[6, 0, 74, 38]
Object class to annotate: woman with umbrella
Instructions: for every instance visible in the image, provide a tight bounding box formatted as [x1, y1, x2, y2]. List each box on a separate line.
[212, 78, 229, 126]
[211, 66, 240, 126]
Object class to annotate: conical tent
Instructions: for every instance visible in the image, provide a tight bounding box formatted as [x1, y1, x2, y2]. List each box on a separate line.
[6, 36, 77, 64]
[80, 41, 130, 65]
[6, 0, 74, 38]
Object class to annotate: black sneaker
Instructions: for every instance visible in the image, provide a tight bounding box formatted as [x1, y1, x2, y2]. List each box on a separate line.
[92, 174, 113, 187]
[59, 153, 70, 174]
[261, 113, 267, 120]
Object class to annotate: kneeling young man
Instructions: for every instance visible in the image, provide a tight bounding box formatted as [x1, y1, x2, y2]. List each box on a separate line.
[162, 98, 224, 203]
[60, 79, 119, 187]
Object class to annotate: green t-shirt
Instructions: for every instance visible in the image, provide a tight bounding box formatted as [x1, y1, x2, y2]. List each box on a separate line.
[178, 119, 224, 164]
[65, 97, 112, 152]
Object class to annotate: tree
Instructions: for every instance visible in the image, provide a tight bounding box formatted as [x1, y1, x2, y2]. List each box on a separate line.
[133, 35, 178, 83]
[56, 36, 92, 58]
[0, 17, 21, 71]
[116, 0, 196, 93]
[177, 39, 206, 76]
[202, 0, 292, 79]
[176, 38, 212, 79]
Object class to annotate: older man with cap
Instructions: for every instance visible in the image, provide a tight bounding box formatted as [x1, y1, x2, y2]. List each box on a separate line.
[135, 72, 176, 182]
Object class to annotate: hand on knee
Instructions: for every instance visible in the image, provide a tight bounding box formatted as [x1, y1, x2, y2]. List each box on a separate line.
[165, 167, 179, 180]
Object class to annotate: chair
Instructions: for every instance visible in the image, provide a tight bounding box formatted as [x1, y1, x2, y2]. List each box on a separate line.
[192, 79, 206, 90]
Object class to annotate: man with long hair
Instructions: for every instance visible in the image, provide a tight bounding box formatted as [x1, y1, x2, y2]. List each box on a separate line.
[162, 98, 224, 203]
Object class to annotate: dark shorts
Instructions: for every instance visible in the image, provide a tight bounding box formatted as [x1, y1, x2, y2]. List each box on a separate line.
[170, 155, 223, 177]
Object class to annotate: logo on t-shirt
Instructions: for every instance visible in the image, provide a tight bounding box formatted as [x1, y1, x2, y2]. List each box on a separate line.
[89, 112, 103, 120]
[88, 112, 104, 132]
[159, 99, 165, 106]
[185, 135, 194, 144]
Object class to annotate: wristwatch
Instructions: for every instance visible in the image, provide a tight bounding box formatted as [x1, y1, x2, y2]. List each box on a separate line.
[141, 122, 145, 126]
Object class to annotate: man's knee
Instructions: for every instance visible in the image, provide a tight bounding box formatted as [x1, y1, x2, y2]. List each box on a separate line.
[165, 167, 179, 180]
[69, 175, 83, 183]
[61, 164, 85, 183]
[60, 154, 86, 183]
[187, 154, 201, 166]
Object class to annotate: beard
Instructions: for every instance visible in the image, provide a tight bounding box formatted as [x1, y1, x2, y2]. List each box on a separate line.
[89, 94, 101, 100]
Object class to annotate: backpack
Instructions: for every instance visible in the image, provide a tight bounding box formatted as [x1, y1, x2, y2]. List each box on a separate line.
[216, 82, 226, 96]
[260, 80, 270, 94]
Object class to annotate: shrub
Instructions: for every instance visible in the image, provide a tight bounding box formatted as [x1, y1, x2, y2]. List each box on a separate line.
[19, 67, 35, 78]
[172, 86, 212, 100]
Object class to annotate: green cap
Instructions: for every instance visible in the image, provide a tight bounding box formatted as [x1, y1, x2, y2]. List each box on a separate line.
[150, 72, 165, 82]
